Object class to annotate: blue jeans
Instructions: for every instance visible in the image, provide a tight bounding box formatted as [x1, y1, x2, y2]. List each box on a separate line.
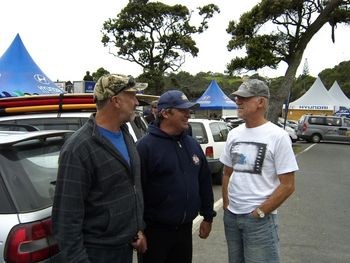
[223, 209, 280, 263]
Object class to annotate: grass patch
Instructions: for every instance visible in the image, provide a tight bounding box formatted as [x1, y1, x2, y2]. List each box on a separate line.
[292, 144, 303, 155]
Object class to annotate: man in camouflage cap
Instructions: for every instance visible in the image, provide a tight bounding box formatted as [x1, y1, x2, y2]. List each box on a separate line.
[53, 73, 148, 263]
[94, 74, 148, 101]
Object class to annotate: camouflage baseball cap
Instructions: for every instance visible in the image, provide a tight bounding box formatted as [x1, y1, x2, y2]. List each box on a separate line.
[93, 74, 148, 101]
[231, 79, 270, 98]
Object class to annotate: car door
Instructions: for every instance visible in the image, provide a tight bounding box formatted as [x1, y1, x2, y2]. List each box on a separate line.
[322, 117, 342, 141]
[335, 118, 350, 142]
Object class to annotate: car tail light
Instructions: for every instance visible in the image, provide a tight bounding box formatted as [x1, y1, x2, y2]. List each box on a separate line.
[302, 122, 308, 132]
[4, 218, 59, 263]
[205, 146, 214, 158]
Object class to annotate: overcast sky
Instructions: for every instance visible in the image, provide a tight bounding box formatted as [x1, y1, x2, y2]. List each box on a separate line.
[1, 0, 349, 83]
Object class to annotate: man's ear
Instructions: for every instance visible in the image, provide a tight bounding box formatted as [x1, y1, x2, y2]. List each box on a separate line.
[257, 97, 265, 108]
[160, 109, 172, 119]
[111, 95, 122, 108]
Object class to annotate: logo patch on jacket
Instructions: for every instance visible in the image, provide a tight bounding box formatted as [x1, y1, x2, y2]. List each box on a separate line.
[192, 154, 200, 165]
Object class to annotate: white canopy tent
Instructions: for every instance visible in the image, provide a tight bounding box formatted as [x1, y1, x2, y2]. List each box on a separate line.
[287, 77, 339, 120]
[289, 77, 338, 111]
[328, 81, 350, 108]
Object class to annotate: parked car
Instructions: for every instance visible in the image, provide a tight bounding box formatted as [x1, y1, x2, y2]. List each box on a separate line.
[277, 121, 298, 143]
[189, 119, 230, 185]
[0, 93, 159, 141]
[278, 117, 298, 131]
[297, 114, 350, 143]
[0, 111, 148, 142]
[221, 117, 298, 143]
[221, 116, 245, 129]
[0, 130, 73, 263]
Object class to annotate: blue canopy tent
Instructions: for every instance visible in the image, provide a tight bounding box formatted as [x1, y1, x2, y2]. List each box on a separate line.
[196, 80, 237, 109]
[195, 80, 237, 118]
[0, 34, 64, 97]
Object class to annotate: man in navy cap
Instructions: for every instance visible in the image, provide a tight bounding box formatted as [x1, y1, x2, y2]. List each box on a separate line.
[136, 90, 216, 263]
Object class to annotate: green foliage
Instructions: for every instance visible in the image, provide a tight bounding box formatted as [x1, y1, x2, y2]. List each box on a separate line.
[319, 60, 350, 97]
[149, 67, 350, 106]
[160, 71, 245, 100]
[91, 67, 110, 82]
[288, 60, 350, 101]
[101, 2, 219, 94]
[226, 0, 350, 74]
[290, 74, 316, 101]
[226, 0, 350, 122]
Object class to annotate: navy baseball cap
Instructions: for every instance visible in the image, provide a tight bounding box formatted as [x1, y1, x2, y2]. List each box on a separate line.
[157, 90, 200, 111]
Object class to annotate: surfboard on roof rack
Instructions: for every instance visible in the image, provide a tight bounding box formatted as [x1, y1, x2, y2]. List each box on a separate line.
[0, 93, 159, 115]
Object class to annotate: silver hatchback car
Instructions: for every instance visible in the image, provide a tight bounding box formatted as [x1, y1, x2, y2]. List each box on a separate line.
[0, 130, 72, 263]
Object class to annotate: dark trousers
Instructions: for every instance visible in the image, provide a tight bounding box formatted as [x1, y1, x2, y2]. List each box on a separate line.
[85, 244, 133, 263]
[141, 222, 193, 263]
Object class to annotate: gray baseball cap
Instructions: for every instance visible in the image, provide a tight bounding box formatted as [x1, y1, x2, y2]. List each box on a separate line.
[231, 79, 270, 98]
[93, 74, 148, 101]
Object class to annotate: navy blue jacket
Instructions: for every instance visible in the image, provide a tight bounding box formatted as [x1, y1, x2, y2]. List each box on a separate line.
[136, 123, 216, 225]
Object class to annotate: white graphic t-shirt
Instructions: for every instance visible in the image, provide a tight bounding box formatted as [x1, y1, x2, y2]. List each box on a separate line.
[220, 121, 299, 214]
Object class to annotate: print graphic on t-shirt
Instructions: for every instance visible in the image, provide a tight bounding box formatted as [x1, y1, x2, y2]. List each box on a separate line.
[229, 142, 267, 175]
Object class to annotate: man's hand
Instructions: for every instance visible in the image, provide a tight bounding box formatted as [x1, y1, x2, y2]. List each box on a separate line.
[199, 220, 212, 239]
[131, 231, 147, 253]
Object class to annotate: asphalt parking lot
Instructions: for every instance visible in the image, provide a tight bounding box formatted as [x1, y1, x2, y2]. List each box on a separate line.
[135, 141, 350, 263]
[192, 141, 350, 263]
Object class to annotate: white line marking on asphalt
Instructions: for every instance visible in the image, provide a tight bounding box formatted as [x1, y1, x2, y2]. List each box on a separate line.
[192, 198, 223, 234]
[296, 143, 316, 157]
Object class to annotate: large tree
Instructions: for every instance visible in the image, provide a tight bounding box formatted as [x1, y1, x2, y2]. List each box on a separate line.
[226, 0, 350, 122]
[92, 67, 110, 82]
[102, 2, 219, 94]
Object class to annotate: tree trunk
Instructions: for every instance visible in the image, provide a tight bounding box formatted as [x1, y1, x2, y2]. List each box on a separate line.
[267, 0, 344, 123]
[267, 55, 302, 123]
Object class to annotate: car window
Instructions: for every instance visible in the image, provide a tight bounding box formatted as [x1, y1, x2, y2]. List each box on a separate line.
[0, 122, 39, 131]
[130, 115, 148, 139]
[218, 123, 229, 140]
[308, 117, 325, 125]
[210, 122, 228, 142]
[0, 178, 15, 213]
[1, 118, 82, 131]
[325, 117, 341, 126]
[0, 114, 148, 141]
[0, 137, 66, 212]
[344, 118, 350, 127]
[190, 122, 208, 144]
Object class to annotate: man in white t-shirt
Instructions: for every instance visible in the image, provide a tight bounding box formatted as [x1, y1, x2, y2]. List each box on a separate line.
[220, 79, 298, 263]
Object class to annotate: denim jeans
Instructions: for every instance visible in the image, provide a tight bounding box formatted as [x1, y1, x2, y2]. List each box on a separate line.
[223, 209, 280, 263]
